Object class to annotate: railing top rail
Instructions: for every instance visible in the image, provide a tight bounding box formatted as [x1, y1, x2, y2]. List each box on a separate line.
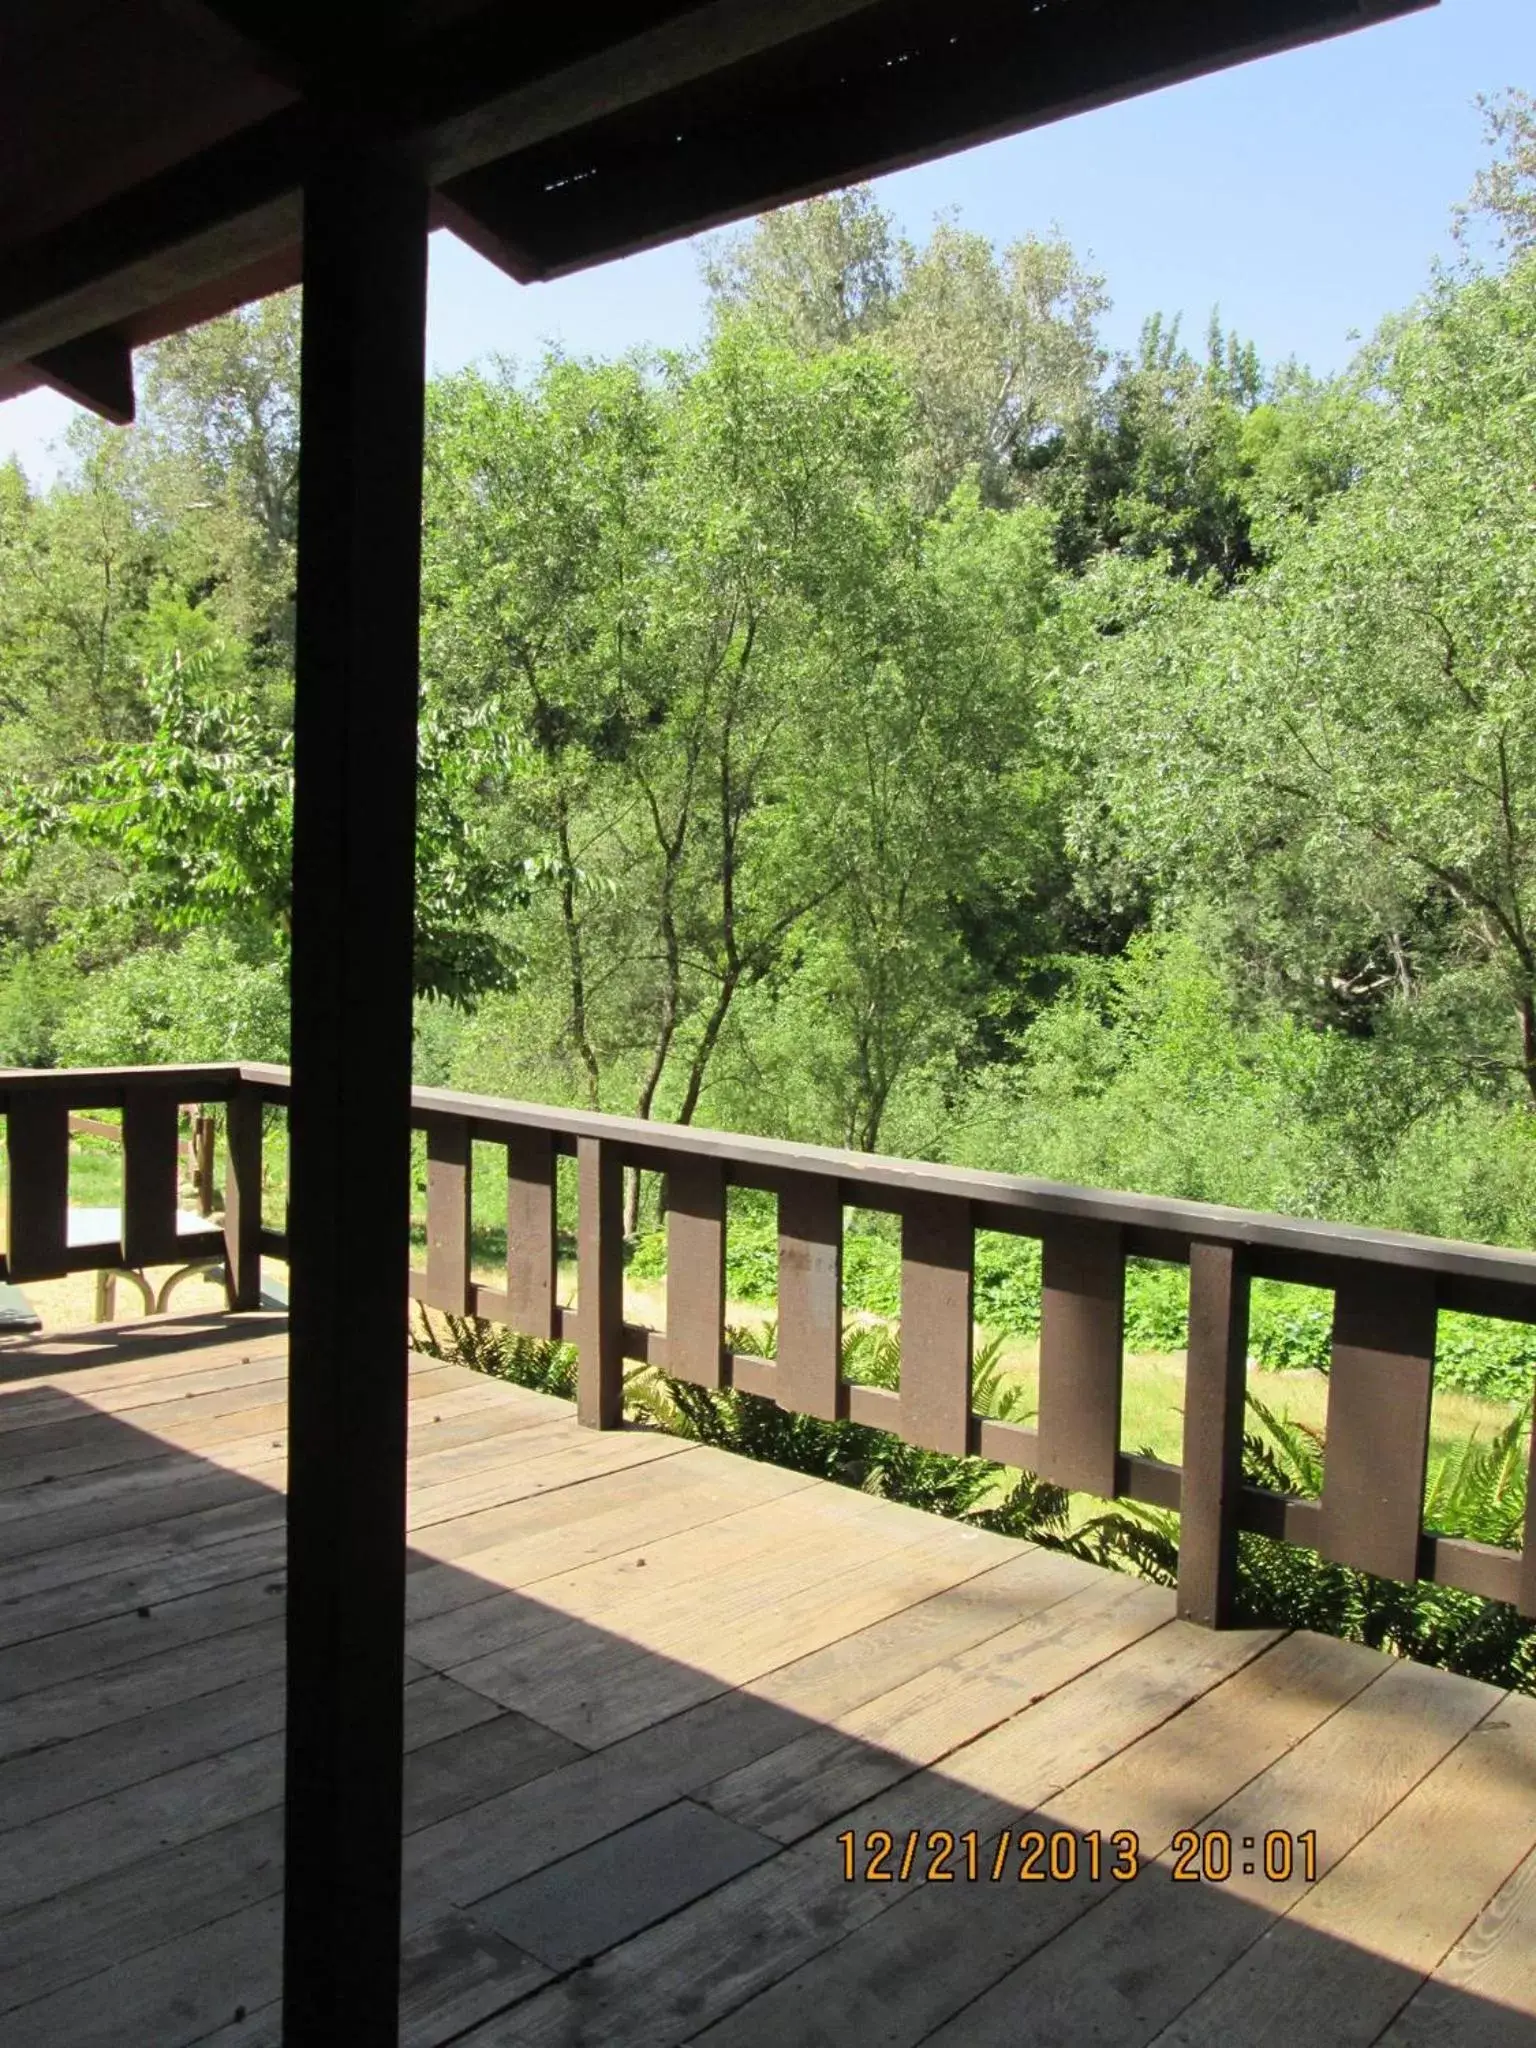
[8, 1060, 1535, 1302]
[0, 1063, 244, 1104]
[237, 1062, 1536, 1301]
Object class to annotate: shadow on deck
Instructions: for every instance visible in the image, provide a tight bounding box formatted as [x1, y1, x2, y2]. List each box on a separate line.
[0, 1313, 1532, 2047]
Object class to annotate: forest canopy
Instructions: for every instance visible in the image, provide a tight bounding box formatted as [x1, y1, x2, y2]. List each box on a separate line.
[6, 92, 1536, 1258]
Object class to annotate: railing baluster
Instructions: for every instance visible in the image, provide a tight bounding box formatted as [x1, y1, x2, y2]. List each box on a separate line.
[1178, 1240, 1250, 1626]
[223, 1085, 265, 1309]
[1319, 1268, 1436, 1583]
[1037, 1219, 1125, 1497]
[5, 1092, 69, 1281]
[122, 1089, 181, 1268]
[577, 1136, 624, 1428]
[504, 1127, 560, 1340]
[776, 1173, 843, 1420]
[667, 1155, 726, 1388]
[900, 1195, 972, 1455]
[424, 1116, 472, 1314]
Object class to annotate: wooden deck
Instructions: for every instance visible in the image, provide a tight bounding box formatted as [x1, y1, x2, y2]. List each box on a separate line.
[0, 1315, 1533, 2048]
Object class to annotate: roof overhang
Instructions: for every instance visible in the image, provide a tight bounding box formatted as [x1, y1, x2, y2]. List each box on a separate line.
[0, 0, 1435, 422]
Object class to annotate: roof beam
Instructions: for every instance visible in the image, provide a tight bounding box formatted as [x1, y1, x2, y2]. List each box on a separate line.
[0, 3, 883, 369]
[0, 0, 1434, 374]
[28, 329, 135, 424]
[440, 0, 1437, 282]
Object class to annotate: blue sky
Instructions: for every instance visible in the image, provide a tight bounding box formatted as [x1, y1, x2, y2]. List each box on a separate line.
[4, 0, 1533, 484]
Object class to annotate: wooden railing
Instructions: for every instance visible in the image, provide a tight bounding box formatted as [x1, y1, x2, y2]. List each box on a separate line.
[4, 1060, 1535, 1627]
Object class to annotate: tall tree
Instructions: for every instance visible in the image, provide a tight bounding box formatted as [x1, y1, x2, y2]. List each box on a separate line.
[1065, 258, 1536, 1103]
[703, 190, 1107, 509]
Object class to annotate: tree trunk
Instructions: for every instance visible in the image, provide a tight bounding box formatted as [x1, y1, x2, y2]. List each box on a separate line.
[556, 799, 601, 1110]
[1519, 988, 1536, 1108]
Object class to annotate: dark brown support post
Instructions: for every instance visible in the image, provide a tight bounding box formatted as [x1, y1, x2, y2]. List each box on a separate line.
[1177, 1241, 1250, 1626]
[1320, 1270, 1436, 1584]
[776, 1173, 844, 1420]
[121, 1089, 181, 1267]
[505, 1127, 560, 1339]
[900, 1195, 973, 1455]
[577, 1136, 624, 1427]
[223, 1084, 264, 1310]
[1037, 1220, 1125, 1497]
[195, 1111, 217, 1217]
[4, 1092, 70, 1280]
[282, 136, 428, 2047]
[667, 1155, 727, 1388]
[424, 1118, 472, 1314]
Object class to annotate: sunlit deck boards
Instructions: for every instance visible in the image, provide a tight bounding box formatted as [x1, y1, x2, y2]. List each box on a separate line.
[0, 1315, 1532, 2048]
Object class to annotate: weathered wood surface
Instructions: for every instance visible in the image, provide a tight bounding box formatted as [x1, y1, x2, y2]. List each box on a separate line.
[0, 1313, 1531, 2047]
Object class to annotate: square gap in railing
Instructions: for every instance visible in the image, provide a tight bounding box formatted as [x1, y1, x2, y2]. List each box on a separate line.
[722, 1183, 776, 1363]
[972, 1227, 1041, 1429]
[64, 1103, 124, 1231]
[842, 1204, 900, 1392]
[1240, 1276, 1332, 1501]
[467, 1138, 517, 1294]
[554, 1149, 579, 1313]
[619, 1165, 668, 1333]
[1424, 1308, 1534, 1546]
[1117, 1256, 1191, 1467]
[258, 1098, 288, 1238]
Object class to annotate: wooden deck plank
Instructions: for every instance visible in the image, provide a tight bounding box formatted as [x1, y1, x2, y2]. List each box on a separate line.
[1378, 1845, 1536, 2045]
[691, 1628, 1386, 2048]
[401, 1548, 1109, 1917]
[0, 1673, 498, 1958]
[700, 1561, 1173, 1843]
[1150, 1692, 1536, 2048]
[0, 1317, 1531, 2047]
[405, 1458, 822, 1650]
[872, 1653, 1497, 2048]
[0, 1354, 290, 1437]
[0, 1321, 288, 1399]
[0, 1667, 287, 1831]
[0, 1616, 284, 1761]
[0, 1697, 545, 2016]
[452, 1619, 1275, 2046]
[0, 1811, 284, 2017]
[0, 1894, 285, 2048]
[0, 1490, 284, 1608]
[445, 1525, 1025, 1750]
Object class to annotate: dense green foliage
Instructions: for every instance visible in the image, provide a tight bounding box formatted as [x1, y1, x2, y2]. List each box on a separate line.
[5, 109, 1536, 1374]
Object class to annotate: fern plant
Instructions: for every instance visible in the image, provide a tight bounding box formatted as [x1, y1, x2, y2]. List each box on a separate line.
[413, 1306, 579, 1400]
[628, 1321, 1084, 1548]
[1083, 1395, 1535, 1692]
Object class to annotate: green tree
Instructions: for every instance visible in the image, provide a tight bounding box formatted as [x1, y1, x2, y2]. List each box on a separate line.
[1066, 258, 1536, 1104]
[1, 646, 524, 1004]
[1041, 312, 1265, 585]
[701, 188, 898, 351]
[139, 292, 301, 651]
[704, 190, 1107, 509]
[1456, 88, 1536, 260]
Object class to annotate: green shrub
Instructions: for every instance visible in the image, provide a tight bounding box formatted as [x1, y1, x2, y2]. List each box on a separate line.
[54, 930, 288, 1067]
[0, 945, 82, 1067]
[628, 1320, 1081, 1546]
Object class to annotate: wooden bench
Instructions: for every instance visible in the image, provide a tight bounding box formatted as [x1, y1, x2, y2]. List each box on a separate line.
[0, 1280, 41, 1336]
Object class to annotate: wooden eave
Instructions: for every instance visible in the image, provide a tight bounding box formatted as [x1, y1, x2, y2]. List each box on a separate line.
[0, 0, 1432, 422]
